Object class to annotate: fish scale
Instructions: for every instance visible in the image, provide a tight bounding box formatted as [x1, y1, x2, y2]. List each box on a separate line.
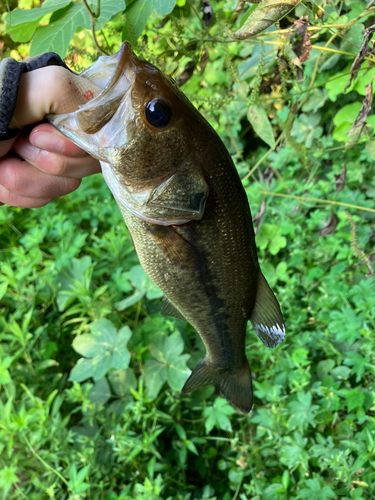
[48, 42, 285, 413]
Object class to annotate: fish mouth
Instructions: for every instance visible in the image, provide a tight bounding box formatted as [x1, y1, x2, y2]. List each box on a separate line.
[47, 42, 137, 157]
[73, 42, 137, 137]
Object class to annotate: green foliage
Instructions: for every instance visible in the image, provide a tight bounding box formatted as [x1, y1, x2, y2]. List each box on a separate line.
[1, 0, 375, 498]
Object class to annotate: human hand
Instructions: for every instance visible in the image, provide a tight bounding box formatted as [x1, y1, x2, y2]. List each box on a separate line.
[0, 66, 101, 208]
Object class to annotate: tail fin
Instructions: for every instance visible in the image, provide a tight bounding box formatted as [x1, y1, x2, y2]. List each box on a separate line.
[182, 358, 253, 414]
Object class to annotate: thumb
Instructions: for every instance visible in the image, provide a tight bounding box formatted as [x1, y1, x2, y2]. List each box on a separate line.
[11, 66, 101, 129]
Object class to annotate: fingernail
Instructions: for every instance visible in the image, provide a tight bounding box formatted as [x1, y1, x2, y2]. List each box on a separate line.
[18, 142, 40, 162]
[31, 132, 64, 153]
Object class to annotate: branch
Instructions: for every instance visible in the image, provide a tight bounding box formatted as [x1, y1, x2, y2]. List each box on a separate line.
[82, 0, 109, 55]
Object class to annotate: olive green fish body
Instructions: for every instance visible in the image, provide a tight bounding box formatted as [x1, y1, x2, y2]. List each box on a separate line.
[48, 43, 285, 413]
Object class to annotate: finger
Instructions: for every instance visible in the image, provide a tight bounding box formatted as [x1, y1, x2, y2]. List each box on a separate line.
[0, 183, 53, 208]
[12, 135, 101, 178]
[0, 157, 82, 199]
[29, 123, 89, 158]
[11, 67, 101, 129]
[0, 137, 18, 157]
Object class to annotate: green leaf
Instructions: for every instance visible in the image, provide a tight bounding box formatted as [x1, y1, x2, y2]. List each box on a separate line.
[72, 332, 110, 358]
[30, 2, 91, 58]
[4, 0, 71, 26]
[144, 360, 167, 399]
[203, 397, 236, 434]
[365, 140, 375, 160]
[163, 331, 185, 365]
[269, 235, 287, 255]
[91, 351, 112, 380]
[167, 354, 191, 391]
[248, 105, 275, 148]
[129, 265, 151, 291]
[109, 368, 137, 396]
[154, 0, 176, 15]
[89, 378, 111, 405]
[124, 0, 153, 41]
[115, 290, 146, 311]
[111, 326, 132, 370]
[6, 20, 41, 43]
[90, 318, 117, 345]
[0, 466, 19, 499]
[95, 0, 126, 28]
[346, 389, 365, 412]
[0, 281, 8, 301]
[299, 478, 336, 499]
[230, 0, 301, 39]
[325, 65, 356, 101]
[69, 358, 95, 382]
[68, 464, 90, 495]
[287, 393, 318, 432]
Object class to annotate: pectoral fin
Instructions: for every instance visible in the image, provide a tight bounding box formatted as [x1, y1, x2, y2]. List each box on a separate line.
[250, 272, 285, 348]
[147, 225, 205, 271]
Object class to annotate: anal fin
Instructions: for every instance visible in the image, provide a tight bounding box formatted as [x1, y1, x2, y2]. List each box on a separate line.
[250, 272, 285, 348]
[161, 297, 187, 321]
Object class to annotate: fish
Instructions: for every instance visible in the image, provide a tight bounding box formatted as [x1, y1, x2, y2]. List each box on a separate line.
[48, 42, 285, 414]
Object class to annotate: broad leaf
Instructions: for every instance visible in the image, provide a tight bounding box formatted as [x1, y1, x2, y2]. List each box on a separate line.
[89, 378, 111, 405]
[90, 318, 117, 345]
[109, 368, 137, 396]
[229, 0, 301, 39]
[4, 0, 71, 26]
[203, 398, 235, 434]
[30, 2, 91, 58]
[6, 20, 41, 43]
[69, 358, 95, 382]
[346, 389, 365, 412]
[163, 331, 185, 365]
[154, 0, 176, 15]
[111, 326, 132, 370]
[124, 0, 153, 43]
[90, 351, 112, 381]
[95, 0, 126, 28]
[144, 360, 167, 399]
[248, 105, 275, 149]
[287, 393, 318, 432]
[115, 290, 146, 311]
[167, 354, 191, 391]
[72, 331, 110, 358]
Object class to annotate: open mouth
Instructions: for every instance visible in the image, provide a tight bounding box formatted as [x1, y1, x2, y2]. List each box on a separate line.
[47, 43, 136, 158]
[74, 43, 136, 135]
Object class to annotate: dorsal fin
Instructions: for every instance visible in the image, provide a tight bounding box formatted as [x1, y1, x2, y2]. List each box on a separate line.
[161, 297, 187, 321]
[250, 272, 285, 348]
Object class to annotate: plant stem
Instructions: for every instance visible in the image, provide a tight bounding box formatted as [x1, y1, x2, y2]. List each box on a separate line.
[243, 132, 285, 182]
[248, 189, 375, 214]
[23, 435, 70, 487]
[82, 0, 109, 55]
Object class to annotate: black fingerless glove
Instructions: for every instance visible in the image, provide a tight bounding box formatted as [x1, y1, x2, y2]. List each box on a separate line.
[0, 53, 70, 141]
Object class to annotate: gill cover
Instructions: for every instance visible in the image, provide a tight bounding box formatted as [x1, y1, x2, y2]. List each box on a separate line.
[48, 43, 209, 226]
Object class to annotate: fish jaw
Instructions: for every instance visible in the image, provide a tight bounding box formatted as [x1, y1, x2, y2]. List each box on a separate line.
[47, 43, 136, 160]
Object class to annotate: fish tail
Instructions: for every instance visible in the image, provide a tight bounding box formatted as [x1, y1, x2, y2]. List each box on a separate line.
[182, 358, 253, 414]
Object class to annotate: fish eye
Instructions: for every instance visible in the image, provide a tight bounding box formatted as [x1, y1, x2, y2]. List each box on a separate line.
[145, 99, 172, 128]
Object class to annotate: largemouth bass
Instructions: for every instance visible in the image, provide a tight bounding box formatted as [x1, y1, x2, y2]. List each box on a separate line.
[48, 43, 285, 413]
